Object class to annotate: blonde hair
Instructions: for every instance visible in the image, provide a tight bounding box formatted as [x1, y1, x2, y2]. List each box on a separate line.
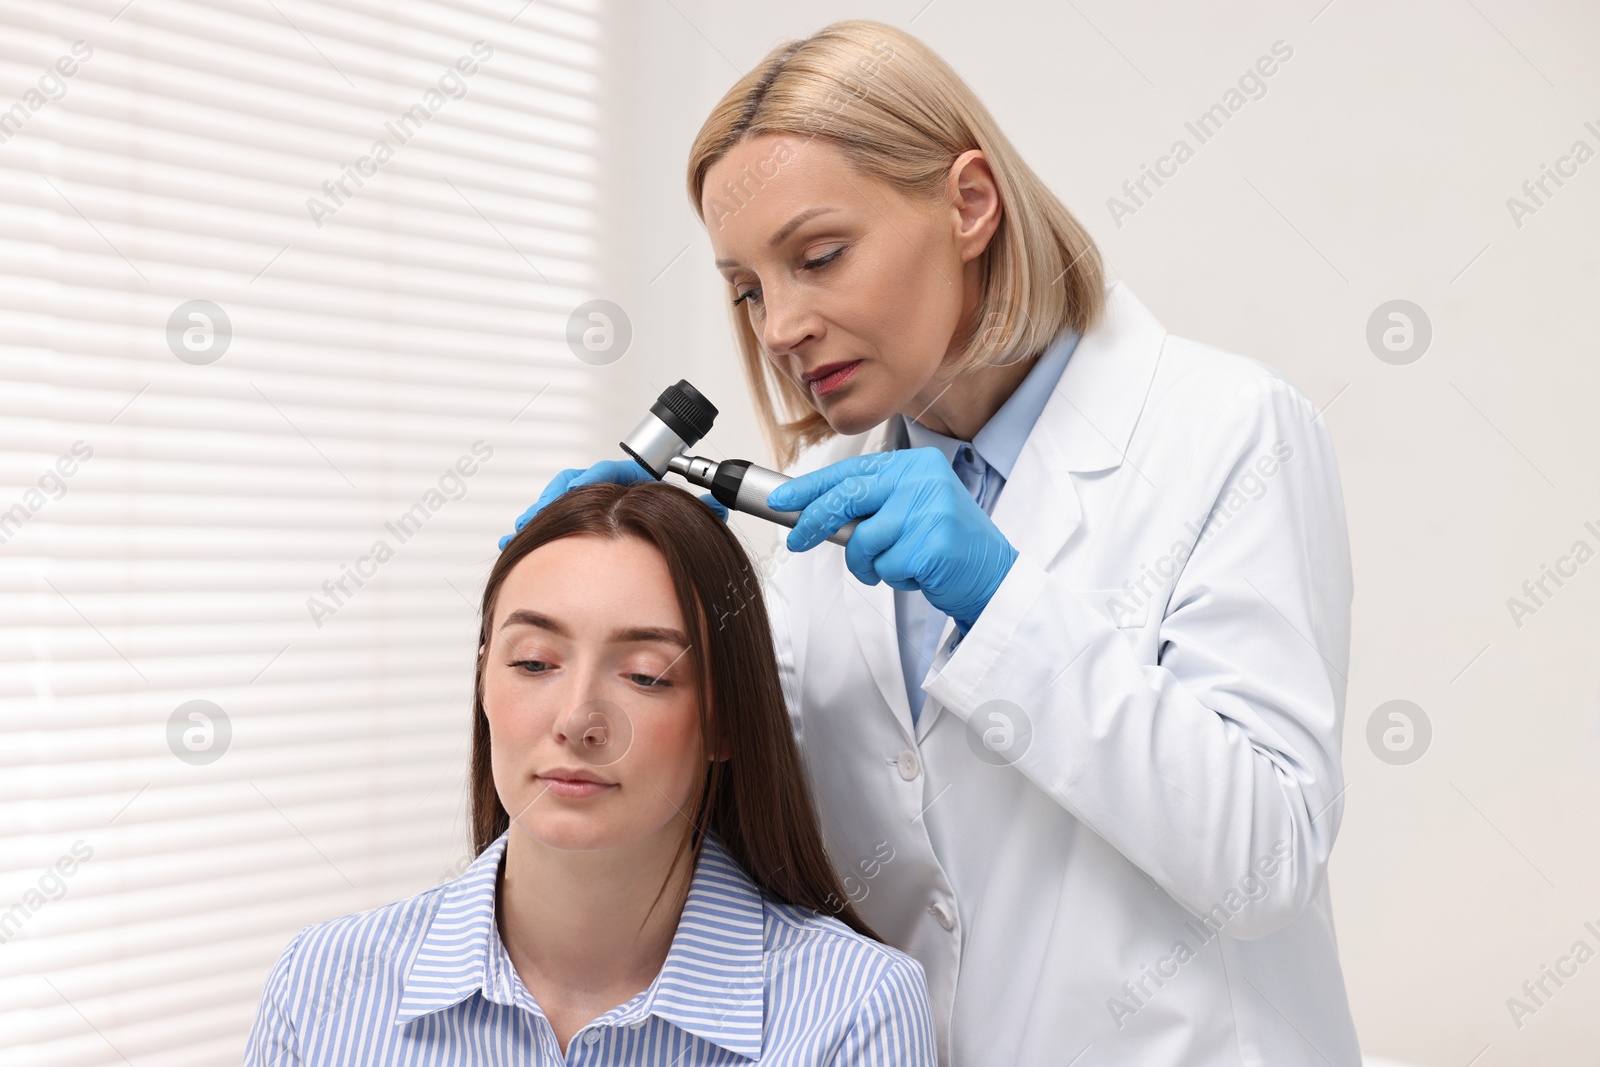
[686, 19, 1106, 470]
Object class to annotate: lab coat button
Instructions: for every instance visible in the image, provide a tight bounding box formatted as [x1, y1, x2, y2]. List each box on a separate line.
[929, 901, 955, 930]
[896, 749, 920, 780]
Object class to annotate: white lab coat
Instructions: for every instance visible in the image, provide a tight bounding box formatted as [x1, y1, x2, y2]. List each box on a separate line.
[764, 281, 1362, 1066]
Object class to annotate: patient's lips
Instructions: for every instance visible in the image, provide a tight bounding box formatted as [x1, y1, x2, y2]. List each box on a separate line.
[537, 766, 616, 799]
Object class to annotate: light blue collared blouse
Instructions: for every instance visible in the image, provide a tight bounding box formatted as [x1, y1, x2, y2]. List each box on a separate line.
[245, 827, 937, 1065]
[888, 327, 1081, 723]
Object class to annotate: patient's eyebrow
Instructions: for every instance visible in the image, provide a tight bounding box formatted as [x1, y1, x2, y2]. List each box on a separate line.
[499, 608, 689, 649]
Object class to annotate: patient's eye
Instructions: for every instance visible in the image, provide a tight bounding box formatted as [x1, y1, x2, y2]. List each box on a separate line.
[509, 659, 673, 689]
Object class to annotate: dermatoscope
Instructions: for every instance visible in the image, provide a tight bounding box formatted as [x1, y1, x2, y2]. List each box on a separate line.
[619, 380, 859, 547]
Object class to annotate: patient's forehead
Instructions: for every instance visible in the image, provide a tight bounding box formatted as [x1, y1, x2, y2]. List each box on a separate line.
[495, 534, 685, 638]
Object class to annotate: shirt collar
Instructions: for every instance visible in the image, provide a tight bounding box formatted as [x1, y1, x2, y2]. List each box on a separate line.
[889, 326, 1080, 480]
[395, 828, 767, 1060]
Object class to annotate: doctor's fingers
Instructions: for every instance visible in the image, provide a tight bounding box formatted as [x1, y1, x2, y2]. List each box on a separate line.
[502, 461, 654, 549]
[764, 450, 899, 511]
[526, 461, 651, 521]
[787, 473, 900, 552]
[840, 497, 915, 585]
[699, 493, 729, 521]
[862, 534, 930, 593]
[501, 469, 585, 549]
[566, 458, 655, 491]
[512, 466, 586, 532]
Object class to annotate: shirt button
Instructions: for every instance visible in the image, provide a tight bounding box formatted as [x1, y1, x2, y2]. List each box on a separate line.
[583, 1030, 601, 1045]
[929, 901, 955, 931]
[896, 749, 921, 780]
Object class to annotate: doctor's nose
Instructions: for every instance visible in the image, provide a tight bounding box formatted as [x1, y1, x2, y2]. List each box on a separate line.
[759, 295, 819, 362]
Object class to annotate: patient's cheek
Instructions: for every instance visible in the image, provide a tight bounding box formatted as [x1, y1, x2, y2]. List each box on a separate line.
[632, 695, 705, 796]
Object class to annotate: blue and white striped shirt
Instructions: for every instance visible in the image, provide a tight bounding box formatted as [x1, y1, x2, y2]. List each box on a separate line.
[245, 828, 938, 1065]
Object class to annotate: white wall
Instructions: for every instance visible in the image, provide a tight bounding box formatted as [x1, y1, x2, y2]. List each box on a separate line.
[602, 2, 1600, 1064]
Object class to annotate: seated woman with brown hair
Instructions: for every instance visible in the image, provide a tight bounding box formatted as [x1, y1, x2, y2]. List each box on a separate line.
[246, 480, 936, 1065]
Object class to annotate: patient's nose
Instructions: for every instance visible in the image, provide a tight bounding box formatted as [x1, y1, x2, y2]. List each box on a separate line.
[555, 693, 633, 768]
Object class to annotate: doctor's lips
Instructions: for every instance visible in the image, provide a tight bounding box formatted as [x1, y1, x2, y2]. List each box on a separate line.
[536, 766, 616, 799]
[803, 359, 862, 396]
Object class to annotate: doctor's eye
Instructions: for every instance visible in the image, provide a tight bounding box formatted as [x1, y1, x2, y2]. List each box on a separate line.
[730, 246, 846, 310]
[802, 245, 845, 271]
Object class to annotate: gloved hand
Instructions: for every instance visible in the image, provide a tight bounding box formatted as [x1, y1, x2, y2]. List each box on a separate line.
[763, 447, 1018, 633]
[498, 459, 728, 550]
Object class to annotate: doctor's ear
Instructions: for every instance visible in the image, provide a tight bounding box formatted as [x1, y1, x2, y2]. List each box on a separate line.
[945, 148, 1002, 264]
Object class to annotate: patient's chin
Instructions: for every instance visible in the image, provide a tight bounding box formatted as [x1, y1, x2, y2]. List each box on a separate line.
[504, 794, 628, 853]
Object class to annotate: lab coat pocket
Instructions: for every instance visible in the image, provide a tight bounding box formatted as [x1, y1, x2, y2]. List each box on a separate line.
[1079, 587, 1149, 629]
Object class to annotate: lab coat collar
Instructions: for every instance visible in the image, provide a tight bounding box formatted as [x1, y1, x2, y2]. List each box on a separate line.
[846, 280, 1165, 740]
[992, 279, 1165, 566]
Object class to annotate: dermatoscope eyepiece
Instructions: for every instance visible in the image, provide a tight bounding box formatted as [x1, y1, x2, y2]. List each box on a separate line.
[619, 379, 718, 479]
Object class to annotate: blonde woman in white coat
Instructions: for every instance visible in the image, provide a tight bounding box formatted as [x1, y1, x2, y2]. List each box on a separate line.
[507, 19, 1361, 1067]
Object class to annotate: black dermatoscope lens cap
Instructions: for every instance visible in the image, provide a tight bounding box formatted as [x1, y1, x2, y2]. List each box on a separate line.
[652, 380, 718, 445]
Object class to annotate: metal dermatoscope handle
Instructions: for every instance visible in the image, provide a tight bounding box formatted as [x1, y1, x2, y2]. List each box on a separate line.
[619, 379, 858, 547]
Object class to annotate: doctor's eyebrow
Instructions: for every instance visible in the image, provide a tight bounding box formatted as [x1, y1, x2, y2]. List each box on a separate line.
[714, 206, 840, 268]
[498, 608, 689, 649]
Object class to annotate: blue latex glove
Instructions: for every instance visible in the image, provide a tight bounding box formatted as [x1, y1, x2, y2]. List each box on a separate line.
[498, 459, 728, 550]
[764, 447, 1018, 633]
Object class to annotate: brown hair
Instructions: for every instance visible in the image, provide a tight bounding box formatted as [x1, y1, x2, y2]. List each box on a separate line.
[687, 18, 1106, 469]
[470, 479, 877, 939]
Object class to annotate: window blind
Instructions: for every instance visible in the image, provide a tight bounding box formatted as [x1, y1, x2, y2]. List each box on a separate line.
[0, 1, 606, 1062]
